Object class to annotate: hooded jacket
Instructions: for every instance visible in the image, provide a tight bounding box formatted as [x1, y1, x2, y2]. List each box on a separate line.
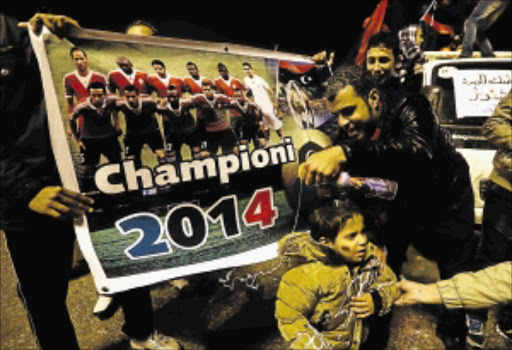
[275, 232, 399, 350]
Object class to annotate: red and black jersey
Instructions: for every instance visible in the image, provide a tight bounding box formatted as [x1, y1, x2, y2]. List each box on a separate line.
[157, 99, 196, 135]
[70, 96, 118, 139]
[192, 94, 231, 132]
[229, 99, 263, 127]
[116, 96, 160, 135]
[147, 74, 184, 98]
[107, 69, 149, 96]
[214, 77, 245, 97]
[64, 70, 107, 103]
[182, 76, 213, 95]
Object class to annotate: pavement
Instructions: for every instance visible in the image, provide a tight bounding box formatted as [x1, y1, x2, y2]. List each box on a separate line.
[1, 232, 511, 350]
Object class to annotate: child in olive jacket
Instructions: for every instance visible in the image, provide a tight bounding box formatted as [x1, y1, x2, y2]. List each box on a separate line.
[275, 202, 399, 349]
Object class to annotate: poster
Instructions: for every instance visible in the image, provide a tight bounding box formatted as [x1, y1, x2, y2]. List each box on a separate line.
[29, 26, 332, 294]
[453, 69, 511, 118]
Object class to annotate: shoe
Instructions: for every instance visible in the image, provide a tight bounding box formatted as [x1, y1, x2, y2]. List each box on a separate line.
[496, 324, 512, 342]
[130, 330, 182, 350]
[439, 333, 465, 350]
[465, 314, 484, 349]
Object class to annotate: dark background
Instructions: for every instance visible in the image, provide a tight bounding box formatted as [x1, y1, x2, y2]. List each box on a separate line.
[2, 1, 511, 60]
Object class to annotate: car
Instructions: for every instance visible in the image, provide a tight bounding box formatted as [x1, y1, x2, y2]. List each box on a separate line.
[421, 52, 511, 225]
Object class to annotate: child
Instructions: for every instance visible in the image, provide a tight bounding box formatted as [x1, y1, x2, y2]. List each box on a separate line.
[275, 201, 399, 349]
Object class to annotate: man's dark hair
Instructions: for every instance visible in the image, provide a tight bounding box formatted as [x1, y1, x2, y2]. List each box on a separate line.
[242, 62, 252, 69]
[186, 61, 198, 69]
[308, 201, 362, 242]
[69, 47, 87, 59]
[87, 81, 106, 93]
[367, 31, 400, 60]
[123, 84, 139, 94]
[217, 63, 227, 71]
[151, 59, 165, 69]
[326, 65, 377, 103]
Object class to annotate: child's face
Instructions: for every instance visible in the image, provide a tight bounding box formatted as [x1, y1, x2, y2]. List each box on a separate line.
[324, 214, 368, 263]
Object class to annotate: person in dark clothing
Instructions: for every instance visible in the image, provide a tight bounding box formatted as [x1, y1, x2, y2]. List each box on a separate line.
[0, 13, 180, 350]
[299, 65, 475, 349]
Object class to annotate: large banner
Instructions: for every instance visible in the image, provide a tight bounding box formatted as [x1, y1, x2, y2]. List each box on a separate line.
[29, 26, 332, 294]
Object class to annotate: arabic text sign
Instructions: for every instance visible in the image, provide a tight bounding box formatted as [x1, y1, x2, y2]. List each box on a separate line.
[453, 70, 511, 118]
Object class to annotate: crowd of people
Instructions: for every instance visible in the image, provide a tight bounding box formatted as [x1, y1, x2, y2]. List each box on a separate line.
[1, 5, 511, 350]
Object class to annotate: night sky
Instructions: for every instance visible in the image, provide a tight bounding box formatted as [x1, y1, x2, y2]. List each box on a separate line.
[3, 1, 511, 60]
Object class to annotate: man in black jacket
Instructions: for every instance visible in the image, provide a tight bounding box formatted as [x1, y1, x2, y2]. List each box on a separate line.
[0, 13, 181, 350]
[299, 65, 475, 348]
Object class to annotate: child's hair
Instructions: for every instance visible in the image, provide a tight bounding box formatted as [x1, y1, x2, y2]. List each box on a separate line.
[308, 201, 362, 242]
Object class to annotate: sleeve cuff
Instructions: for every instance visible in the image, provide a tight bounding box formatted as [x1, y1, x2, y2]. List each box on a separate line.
[436, 280, 463, 309]
[370, 290, 383, 315]
[10, 178, 44, 208]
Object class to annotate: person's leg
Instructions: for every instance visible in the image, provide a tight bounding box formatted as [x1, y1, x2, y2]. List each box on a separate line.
[118, 287, 155, 339]
[103, 136, 123, 164]
[475, 184, 512, 267]
[219, 129, 237, 155]
[476, 183, 512, 339]
[80, 138, 101, 192]
[431, 187, 476, 349]
[474, 1, 510, 57]
[124, 133, 144, 167]
[461, 1, 492, 57]
[4, 215, 79, 350]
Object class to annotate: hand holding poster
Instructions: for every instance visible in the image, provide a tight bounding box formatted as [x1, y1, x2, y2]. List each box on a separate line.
[29, 25, 332, 294]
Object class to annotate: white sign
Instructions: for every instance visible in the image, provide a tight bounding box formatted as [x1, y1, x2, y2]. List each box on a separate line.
[453, 70, 511, 118]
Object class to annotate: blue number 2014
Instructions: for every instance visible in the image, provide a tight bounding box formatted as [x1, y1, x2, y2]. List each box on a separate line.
[114, 189, 277, 260]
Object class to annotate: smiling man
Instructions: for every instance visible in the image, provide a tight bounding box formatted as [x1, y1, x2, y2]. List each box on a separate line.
[365, 32, 400, 87]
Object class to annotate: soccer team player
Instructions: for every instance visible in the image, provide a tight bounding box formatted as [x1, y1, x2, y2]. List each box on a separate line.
[157, 85, 202, 162]
[69, 81, 123, 190]
[147, 59, 184, 100]
[64, 47, 107, 136]
[117, 85, 165, 166]
[107, 56, 149, 96]
[229, 88, 266, 148]
[191, 81, 238, 156]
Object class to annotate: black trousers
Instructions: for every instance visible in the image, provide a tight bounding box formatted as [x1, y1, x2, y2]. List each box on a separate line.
[473, 183, 512, 328]
[3, 212, 154, 349]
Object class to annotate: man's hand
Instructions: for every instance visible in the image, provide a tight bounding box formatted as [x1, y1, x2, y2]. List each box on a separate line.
[395, 279, 442, 306]
[298, 146, 346, 185]
[350, 293, 375, 319]
[18, 13, 79, 35]
[310, 51, 335, 68]
[29, 186, 94, 220]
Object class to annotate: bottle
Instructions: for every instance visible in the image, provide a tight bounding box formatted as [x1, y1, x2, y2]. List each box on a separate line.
[337, 172, 398, 200]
